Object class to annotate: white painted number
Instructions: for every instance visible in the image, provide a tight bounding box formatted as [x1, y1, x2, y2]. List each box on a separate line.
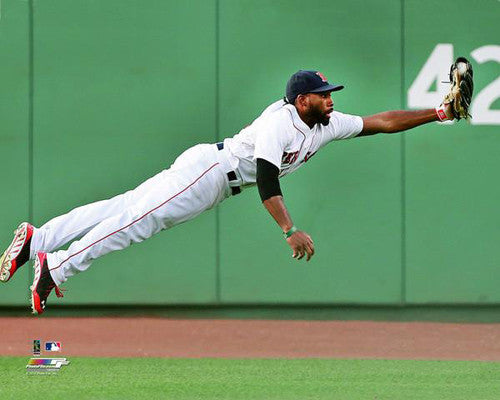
[408, 44, 500, 125]
[470, 45, 500, 125]
[408, 44, 453, 109]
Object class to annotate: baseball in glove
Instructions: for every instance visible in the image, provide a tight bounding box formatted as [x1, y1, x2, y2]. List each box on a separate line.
[435, 57, 474, 122]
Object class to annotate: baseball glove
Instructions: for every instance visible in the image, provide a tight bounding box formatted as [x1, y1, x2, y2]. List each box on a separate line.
[442, 57, 474, 121]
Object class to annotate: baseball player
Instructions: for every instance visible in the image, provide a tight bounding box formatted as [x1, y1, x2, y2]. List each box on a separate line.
[0, 63, 473, 315]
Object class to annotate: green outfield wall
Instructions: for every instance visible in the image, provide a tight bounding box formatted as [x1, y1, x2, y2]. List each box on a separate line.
[0, 0, 499, 306]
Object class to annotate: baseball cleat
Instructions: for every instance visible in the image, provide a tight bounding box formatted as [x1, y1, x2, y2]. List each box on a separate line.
[0, 222, 34, 283]
[30, 252, 64, 315]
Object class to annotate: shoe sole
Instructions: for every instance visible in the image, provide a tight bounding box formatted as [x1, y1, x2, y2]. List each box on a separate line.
[0, 251, 9, 282]
[0, 223, 30, 283]
[30, 255, 43, 315]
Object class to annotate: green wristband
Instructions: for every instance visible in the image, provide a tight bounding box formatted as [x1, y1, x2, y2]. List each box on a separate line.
[283, 226, 298, 239]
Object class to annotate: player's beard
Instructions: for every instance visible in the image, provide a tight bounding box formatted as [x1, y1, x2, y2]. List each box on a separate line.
[310, 104, 330, 126]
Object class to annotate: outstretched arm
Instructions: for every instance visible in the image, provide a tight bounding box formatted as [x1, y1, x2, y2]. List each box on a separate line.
[257, 158, 315, 261]
[358, 57, 474, 137]
[359, 108, 442, 137]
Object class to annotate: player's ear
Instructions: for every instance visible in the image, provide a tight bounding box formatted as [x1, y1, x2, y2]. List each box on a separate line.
[296, 94, 308, 108]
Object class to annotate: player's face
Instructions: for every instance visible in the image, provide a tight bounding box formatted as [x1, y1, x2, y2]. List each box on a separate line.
[306, 92, 334, 126]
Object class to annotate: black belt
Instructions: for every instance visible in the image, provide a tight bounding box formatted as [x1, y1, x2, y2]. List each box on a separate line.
[216, 142, 241, 196]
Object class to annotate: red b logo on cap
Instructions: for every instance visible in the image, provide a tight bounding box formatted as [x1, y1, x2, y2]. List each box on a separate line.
[316, 72, 328, 82]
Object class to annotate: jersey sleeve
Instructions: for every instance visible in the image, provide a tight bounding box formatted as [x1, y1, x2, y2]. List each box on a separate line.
[321, 111, 363, 145]
[253, 112, 291, 169]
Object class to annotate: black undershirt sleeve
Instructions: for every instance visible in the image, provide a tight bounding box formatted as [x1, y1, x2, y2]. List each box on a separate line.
[256, 158, 282, 202]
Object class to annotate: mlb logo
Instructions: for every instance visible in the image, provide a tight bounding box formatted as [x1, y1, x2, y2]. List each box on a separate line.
[45, 342, 62, 352]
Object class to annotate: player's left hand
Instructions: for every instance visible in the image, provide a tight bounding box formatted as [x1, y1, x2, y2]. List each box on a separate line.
[286, 230, 315, 261]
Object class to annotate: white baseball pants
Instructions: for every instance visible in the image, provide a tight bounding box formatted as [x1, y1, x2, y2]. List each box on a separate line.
[30, 144, 234, 286]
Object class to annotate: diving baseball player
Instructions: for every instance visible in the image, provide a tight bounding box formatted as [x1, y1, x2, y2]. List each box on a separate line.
[0, 62, 474, 315]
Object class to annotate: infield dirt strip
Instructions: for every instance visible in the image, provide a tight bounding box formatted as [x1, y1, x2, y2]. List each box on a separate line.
[2, 317, 500, 360]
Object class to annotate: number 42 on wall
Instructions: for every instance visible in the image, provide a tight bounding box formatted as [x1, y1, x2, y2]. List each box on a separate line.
[408, 44, 500, 125]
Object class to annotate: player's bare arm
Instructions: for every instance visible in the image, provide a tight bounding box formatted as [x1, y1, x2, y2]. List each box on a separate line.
[359, 108, 439, 136]
[262, 195, 315, 262]
[256, 158, 314, 262]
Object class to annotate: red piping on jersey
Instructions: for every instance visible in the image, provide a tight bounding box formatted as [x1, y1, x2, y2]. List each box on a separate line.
[284, 108, 321, 163]
[284, 108, 307, 167]
[49, 162, 220, 272]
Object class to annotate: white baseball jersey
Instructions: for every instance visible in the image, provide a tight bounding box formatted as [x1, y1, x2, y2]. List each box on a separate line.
[223, 99, 363, 186]
[32, 100, 363, 286]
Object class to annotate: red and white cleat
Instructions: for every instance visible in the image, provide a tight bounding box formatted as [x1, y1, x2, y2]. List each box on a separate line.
[0, 222, 34, 283]
[30, 252, 64, 315]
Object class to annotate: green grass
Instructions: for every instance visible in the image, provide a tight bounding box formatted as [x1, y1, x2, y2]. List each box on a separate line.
[1, 357, 499, 399]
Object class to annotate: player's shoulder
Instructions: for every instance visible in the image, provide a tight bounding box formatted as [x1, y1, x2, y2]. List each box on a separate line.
[323, 109, 364, 139]
[327, 110, 363, 126]
[259, 100, 294, 125]
[260, 99, 286, 115]
[329, 109, 358, 120]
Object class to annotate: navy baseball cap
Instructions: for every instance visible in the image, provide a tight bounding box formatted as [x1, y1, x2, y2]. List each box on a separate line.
[285, 70, 344, 105]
